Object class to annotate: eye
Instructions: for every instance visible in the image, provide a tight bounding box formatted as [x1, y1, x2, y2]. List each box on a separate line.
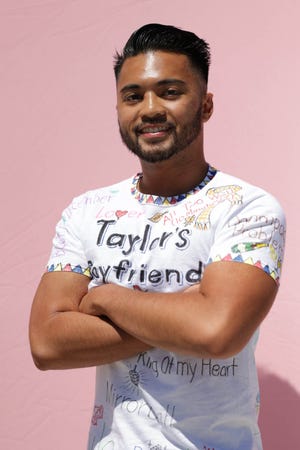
[123, 93, 142, 103]
[163, 88, 182, 98]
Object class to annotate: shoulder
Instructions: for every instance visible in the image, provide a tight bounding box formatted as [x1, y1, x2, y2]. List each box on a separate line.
[209, 171, 285, 219]
[71, 177, 133, 205]
[205, 171, 286, 284]
[61, 177, 133, 220]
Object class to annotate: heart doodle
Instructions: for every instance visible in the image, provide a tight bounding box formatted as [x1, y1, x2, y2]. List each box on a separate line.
[115, 210, 128, 220]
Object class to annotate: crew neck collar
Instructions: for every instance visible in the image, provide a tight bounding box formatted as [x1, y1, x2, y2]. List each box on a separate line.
[131, 164, 218, 206]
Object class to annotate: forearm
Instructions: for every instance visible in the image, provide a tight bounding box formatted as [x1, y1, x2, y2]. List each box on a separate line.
[80, 285, 215, 358]
[30, 310, 151, 370]
[79, 263, 277, 359]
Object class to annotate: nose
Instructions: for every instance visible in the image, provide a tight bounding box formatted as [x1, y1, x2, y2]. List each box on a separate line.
[141, 92, 166, 122]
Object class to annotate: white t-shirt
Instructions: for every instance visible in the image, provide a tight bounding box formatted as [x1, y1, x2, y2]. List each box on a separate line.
[47, 166, 286, 450]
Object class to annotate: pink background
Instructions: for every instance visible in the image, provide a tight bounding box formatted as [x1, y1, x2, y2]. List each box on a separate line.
[1, 1, 299, 448]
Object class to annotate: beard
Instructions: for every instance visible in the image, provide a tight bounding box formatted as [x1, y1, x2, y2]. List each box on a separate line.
[118, 106, 203, 163]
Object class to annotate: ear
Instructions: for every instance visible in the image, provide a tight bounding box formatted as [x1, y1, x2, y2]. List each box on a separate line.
[202, 93, 213, 122]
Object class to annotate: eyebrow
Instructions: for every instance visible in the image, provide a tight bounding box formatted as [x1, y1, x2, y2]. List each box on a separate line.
[120, 84, 140, 93]
[119, 79, 186, 94]
[157, 78, 186, 86]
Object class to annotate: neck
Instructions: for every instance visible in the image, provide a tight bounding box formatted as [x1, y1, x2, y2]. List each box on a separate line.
[138, 151, 208, 197]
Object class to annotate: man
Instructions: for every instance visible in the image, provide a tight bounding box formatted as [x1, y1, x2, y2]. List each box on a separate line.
[29, 23, 285, 450]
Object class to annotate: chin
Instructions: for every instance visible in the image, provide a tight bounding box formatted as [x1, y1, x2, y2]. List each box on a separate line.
[131, 146, 179, 163]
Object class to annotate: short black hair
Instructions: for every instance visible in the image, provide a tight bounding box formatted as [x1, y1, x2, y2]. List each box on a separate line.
[114, 23, 211, 84]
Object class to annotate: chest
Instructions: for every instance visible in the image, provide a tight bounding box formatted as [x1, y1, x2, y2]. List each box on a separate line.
[82, 199, 217, 291]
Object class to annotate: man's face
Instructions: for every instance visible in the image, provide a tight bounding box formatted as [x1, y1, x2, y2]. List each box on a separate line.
[116, 51, 209, 163]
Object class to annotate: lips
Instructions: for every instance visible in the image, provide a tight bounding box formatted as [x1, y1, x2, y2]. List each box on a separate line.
[136, 124, 174, 139]
[139, 125, 170, 133]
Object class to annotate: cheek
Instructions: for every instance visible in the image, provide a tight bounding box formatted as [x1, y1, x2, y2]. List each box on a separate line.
[117, 107, 137, 129]
[169, 100, 200, 122]
[117, 113, 129, 131]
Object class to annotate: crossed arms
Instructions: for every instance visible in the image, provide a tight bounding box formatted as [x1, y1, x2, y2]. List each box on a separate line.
[29, 261, 277, 370]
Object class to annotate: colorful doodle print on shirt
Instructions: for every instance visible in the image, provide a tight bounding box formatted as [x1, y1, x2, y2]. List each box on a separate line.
[147, 185, 242, 230]
[217, 211, 285, 282]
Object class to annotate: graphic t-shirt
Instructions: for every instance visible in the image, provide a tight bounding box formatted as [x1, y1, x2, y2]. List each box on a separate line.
[47, 166, 286, 450]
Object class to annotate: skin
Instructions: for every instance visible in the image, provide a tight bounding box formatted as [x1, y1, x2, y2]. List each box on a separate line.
[29, 272, 151, 369]
[29, 51, 278, 370]
[117, 51, 213, 196]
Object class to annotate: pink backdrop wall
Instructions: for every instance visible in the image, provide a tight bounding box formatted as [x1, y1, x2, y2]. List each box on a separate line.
[1, 1, 299, 448]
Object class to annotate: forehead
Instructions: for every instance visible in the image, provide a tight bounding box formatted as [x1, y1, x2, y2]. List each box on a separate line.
[117, 51, 202, 90]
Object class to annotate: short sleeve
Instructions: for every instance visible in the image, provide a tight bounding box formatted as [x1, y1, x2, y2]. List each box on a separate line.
[207, 192, 286, 284]
[46, 196, 91, 278]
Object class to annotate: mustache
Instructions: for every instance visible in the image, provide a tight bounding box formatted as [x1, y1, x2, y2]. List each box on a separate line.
[134, 119, 175, 133]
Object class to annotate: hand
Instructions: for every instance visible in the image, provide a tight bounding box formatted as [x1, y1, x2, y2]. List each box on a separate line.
[79, 283, 125, 316]
[79, 282, 199, 317]
[184, 283, 201, 294]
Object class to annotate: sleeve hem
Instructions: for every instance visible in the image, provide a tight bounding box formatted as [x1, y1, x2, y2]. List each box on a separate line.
[46, 263, 91, 278]
[207, 256, 280, 285]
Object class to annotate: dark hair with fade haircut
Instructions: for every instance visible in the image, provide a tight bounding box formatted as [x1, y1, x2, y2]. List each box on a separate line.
[114, 23, 211, 84]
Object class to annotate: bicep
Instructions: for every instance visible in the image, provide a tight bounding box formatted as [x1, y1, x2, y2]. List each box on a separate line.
[29, 273, 151, 369]
[198, 261, 278, 356]
[30, 272, 90, 325]
[29, 272, 91, 366]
